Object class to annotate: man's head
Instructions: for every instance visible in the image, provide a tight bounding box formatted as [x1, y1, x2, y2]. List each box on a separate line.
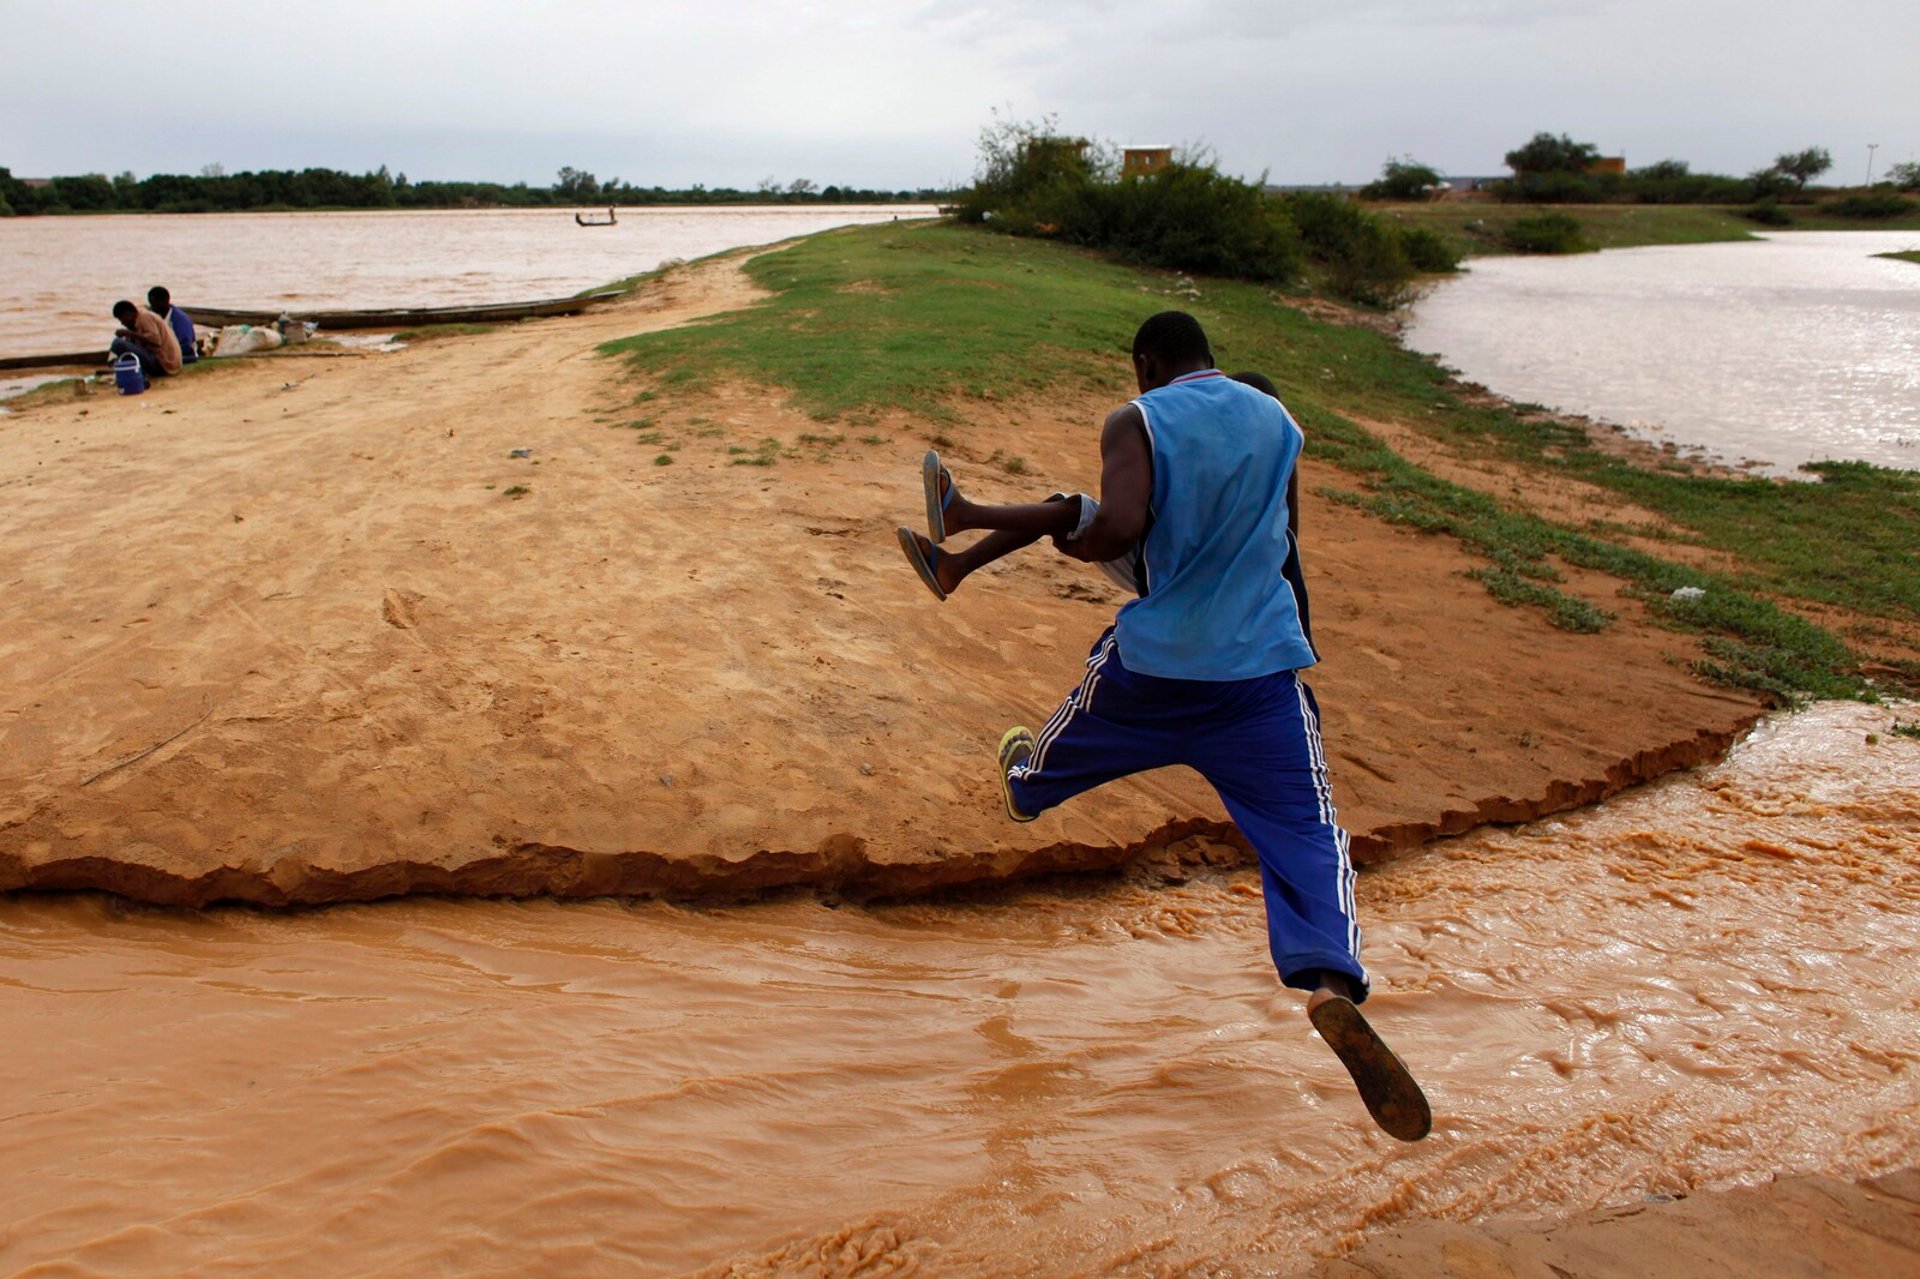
[1130, 311, 1213, 392]
[112, 300, 138, 326]
[147, 286, 171, 316]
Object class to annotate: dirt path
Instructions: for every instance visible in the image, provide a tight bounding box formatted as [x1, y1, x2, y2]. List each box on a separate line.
[0, 250, 1763, 906]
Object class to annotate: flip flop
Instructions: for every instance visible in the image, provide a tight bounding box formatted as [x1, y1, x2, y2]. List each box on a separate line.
[922, 449, 956, 543]
[1309, 994, 1432, 1142]
[896, 526, 948, 602]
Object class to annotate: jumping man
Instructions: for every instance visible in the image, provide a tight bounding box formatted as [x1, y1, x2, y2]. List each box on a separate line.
[896, 312, 1429, 1141]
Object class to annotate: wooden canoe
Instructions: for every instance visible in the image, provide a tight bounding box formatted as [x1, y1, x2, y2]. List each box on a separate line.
[181, 289, 627, 330]
[0, 350, 104, 372]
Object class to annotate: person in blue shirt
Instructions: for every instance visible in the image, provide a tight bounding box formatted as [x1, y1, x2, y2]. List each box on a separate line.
[895, 311, 1428, 1141]
[147, 286, 197, 364]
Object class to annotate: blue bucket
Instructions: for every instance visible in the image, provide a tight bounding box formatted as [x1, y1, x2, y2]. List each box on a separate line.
[113, 352, 147, 396]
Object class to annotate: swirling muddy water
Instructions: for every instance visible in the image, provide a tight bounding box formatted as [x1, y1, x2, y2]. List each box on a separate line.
[1404, 230, 1920, 474]
[3, 702, 1915, 1276]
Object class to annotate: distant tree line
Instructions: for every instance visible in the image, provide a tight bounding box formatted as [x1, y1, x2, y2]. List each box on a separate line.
[0, 164, 952, 216]
[1358, 132, 1920, 215]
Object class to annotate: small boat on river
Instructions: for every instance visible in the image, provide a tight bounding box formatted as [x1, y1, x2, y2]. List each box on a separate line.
[574, 208, 618, 227]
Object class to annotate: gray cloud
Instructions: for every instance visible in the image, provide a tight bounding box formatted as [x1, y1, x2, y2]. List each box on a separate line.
[0, 0, 1912, 187]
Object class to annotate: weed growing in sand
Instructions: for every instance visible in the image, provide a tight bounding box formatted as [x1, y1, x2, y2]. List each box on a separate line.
[654, 454, 674, 466]
[1468, 566, 1613, 633]
[728, 438, 781, 467]
[861, 434, 888, 445]
[1002, 456, 1030, 476]
[502, 484, 531, 498]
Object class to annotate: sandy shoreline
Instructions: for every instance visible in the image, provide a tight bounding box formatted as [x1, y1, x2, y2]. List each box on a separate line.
[2, 238, 1914, 1276]
[0, 247, 1769, 907]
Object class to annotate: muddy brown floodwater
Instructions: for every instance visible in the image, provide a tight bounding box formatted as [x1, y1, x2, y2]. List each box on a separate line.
[2, 702, 1916, 1277]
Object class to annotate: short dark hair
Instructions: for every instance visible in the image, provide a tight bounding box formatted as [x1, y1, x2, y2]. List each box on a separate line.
[1228, 370, 1279, 399]
[113, 299, 138, 321]
[1132, 310, 1212, 367]
[147, 286, 171, 309]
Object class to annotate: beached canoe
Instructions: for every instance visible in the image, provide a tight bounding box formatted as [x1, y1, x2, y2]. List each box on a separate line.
[182, 289, 627, 330]
[0, 349, 104, 372]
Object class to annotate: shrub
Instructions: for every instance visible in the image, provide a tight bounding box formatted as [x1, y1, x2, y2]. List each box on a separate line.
[1398, 226, 1461, 273]
[1889, 161, 1920, 192]
[1500, 213, 1592, 254]
[1742, 198, 1794, 226]
[1361, 157, 1442, 201]
[955, 118, 1303, 286]
[1073, 163, 1303, 283]
[1283, 192, 1418, 305]
[1504, 132, 1601, 175]
[1823, 192, 1917, 218]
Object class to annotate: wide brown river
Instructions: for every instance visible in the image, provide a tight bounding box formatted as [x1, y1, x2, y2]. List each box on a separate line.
[2, 701, 1916, 1277]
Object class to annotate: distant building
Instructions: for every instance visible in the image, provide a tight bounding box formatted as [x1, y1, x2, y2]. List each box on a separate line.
[1587, 156, 1626, 176]
[20, 177, 52, 188]
[1122, 146, 1173, 178]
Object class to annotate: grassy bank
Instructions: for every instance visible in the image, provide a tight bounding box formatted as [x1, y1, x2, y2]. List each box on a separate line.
[1371, 202, 1920, 259]
[1878, 250, 1920, 266]
[602, 220, 1918, 700]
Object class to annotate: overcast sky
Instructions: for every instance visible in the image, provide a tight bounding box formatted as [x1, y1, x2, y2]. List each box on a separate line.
[3, 0, 1914, 189]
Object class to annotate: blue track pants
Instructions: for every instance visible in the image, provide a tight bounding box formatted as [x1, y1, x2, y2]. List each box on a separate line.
[1008, 629, 1368, 998]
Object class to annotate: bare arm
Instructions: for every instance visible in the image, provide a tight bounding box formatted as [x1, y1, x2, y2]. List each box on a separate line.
[1058, 404, 1152, 563]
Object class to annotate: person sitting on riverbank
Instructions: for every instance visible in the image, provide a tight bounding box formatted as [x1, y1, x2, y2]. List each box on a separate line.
[110, 299, 183, 379]
[147, 286, 197, 364]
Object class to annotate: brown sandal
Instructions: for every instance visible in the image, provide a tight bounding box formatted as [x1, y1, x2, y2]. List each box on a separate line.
[1309, 994, 1432, 1142]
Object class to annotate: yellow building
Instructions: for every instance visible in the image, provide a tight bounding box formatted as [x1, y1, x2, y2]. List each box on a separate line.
[1123, 146, 1173, 178]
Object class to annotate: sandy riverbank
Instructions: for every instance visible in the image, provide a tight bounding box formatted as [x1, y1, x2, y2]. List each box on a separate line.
[0, 247, 1768, 906]
[3, 240, 1915, 1276]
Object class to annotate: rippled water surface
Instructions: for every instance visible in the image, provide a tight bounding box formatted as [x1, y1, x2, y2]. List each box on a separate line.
[1405, 231, 1920, 473]
[0, 206, 937, 357]
[1, 703, 1915, 1276]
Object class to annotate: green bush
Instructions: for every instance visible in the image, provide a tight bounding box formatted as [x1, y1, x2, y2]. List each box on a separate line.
[1741, 199, 1794, 226]
[1398, 226, 1461, 273]
[1824, 192, 1918, 218]
[1068, 163, 1304, 283]
[1361, 157, 1442, 201]
[1283, 192, 1421, 304]
[955, 120, 1303, 286]
[1500, 213, 1592, 253]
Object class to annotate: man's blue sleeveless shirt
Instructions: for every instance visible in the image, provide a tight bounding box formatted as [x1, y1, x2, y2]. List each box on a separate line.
[1113, 370, 1318, 681]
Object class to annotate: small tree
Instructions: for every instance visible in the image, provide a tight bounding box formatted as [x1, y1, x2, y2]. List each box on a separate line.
[1505, 132, 1601, 175]
[1889, 161, 1920, 192]
[1361, 156, 1442, 200]
[1772, 147, 1832, 188]
[1631, 159, 1690, 180]
[555, 166, 600, 200]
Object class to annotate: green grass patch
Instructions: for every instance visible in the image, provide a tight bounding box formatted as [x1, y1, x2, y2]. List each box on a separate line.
[1876, 250, 1920, 266]
[601, 219, 1913, 699]
[1373, 203, 1760, 259]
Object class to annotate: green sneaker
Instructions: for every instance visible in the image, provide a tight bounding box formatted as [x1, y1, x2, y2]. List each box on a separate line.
[996, 726, 1037, 823]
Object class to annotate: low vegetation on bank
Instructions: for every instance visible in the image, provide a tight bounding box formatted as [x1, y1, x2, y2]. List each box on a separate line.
[949, 118, 1459, 307]
[603, 220, 1917, 702]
